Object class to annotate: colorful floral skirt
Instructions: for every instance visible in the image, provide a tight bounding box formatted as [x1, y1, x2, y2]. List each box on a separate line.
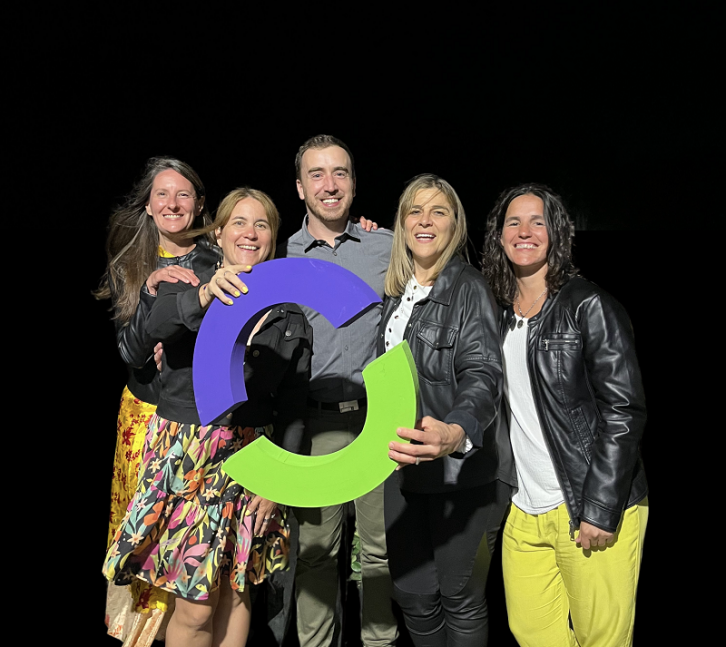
[106, 387, 170, 628]
[103, 414, 289, 601]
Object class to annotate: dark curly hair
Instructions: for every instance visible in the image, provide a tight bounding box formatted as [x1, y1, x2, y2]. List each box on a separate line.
[482, 183, 578, 306]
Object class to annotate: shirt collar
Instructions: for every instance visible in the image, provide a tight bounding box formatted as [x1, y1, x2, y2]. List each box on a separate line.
[300, 214, 361, 252]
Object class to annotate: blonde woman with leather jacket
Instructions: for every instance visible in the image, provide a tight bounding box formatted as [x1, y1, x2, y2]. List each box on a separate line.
[95, 157, 218, 643]
[482, 183, 648, 647]
[379, 174, 514, 647]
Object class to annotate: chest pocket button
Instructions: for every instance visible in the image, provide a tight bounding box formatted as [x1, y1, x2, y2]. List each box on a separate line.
[252, 350, 260, 357]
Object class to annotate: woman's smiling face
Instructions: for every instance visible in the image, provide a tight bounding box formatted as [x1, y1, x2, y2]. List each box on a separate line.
[500, 194, 549, 272]
[145, 169, 201, 241]
[404, 188, 455, 275]
[216, 197, 272, 267]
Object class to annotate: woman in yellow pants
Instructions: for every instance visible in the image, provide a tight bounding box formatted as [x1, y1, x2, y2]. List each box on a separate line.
[482, 183, 648, 647]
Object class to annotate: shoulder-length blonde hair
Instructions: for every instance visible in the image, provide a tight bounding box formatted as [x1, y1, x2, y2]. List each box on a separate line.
[189, 187, 281, 262]
[385, 174, 469, 297]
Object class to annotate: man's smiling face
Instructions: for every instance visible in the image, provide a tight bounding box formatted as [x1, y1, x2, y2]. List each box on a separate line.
[296, 145, 356, 225]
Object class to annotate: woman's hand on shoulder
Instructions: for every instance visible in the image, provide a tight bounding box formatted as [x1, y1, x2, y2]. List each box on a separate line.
[575, 521, 614, 550]
[199, 264, 251, 307]
[247, 494, 281, 536]
[388, 416, 466, 469]
[146, 266, 200, 295]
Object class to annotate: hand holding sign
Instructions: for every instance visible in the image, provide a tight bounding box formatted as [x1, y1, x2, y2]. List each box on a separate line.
[192, 258, 418, 507]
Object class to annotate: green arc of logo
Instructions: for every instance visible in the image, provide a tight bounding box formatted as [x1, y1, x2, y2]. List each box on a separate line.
[223, 340, 418, 507]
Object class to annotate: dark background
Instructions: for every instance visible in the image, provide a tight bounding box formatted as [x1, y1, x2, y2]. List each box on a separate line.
[35, 4, 715, 644]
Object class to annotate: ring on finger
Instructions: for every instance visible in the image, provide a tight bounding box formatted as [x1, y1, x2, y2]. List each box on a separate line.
[415, 457, 420, 466]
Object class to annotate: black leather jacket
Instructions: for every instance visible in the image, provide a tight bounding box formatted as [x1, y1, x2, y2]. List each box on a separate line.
[378, 257, 515, 494]
[112, 239, 220, 404]
[502, 276, 648, 533]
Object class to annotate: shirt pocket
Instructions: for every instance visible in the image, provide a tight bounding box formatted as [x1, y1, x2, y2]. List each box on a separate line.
[248, 318, 308, 373]
[415, 322, 457, 386]
[281, 321, 309, 343]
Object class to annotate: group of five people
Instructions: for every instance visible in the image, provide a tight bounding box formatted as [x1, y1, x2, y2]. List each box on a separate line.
[98, 135, 648, 647]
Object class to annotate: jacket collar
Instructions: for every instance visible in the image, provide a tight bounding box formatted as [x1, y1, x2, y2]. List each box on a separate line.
[425, 256, 468, 306]
[385, 256, 468, 313]
[158, 237, 221, 265]
[504, 276, 575, 329]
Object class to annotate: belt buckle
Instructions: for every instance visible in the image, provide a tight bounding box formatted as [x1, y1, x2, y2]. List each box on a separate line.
[338, 399, 359, 413]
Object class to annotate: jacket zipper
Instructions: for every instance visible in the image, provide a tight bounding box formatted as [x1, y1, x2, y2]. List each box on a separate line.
[543, 339, 578, 351]
[522, 313, 579, 539]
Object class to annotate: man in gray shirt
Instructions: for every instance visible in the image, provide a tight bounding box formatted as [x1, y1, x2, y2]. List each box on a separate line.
[278, 134, 397, 647]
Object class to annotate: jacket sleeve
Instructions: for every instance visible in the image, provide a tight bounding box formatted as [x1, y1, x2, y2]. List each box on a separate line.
[272, 312, 313, 454]
[578, 292, 646, 532]
[146, 280, 207, 343]
[112, 279, 157, 369]
[444, 277, 503, 449]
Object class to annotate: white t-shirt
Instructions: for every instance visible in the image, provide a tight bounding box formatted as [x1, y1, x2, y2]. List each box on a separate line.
[502, 314, 564, 514]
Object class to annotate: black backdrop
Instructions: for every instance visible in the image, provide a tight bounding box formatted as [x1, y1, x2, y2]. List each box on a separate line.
[37, 5, 714, 644]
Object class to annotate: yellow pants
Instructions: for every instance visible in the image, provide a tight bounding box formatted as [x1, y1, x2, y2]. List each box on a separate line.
[502, 500, 648, 647]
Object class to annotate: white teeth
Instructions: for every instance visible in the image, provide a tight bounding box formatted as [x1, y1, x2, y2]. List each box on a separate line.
[322, 198, 339, 204]
[416, 234, 435, 239]
[238, 245, 258, 250]
[515, 244, 536, 248]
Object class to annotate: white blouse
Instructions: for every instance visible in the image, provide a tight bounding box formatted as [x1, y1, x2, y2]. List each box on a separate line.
[383, 276, 432, 350]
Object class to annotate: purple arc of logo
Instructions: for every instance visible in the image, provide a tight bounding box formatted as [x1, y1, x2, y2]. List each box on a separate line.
[193, 258, 381, 425]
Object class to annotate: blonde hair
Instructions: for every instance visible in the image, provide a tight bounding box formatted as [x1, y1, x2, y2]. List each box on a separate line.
[385, 174, 469, 297]
[190, 187, 280, 262]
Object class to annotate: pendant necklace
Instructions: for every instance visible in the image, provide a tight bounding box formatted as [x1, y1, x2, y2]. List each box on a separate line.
[515, 287, 548, 329]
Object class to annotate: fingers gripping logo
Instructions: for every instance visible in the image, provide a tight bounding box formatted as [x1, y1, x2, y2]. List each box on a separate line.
[193, 258, 417, 507]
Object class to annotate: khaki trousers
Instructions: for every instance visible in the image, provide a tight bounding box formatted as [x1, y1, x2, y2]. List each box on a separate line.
[294, 406, 398, 647]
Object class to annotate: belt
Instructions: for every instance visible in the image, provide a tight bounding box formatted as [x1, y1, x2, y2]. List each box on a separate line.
[307, 397, 367, 413]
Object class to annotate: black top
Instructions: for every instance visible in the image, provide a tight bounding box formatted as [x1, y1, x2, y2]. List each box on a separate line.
[146, 267, 313, 453]
[112, 238, 220, 404]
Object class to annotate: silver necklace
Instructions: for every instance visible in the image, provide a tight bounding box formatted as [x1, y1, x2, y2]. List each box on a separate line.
[515, 287, 547, 329]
